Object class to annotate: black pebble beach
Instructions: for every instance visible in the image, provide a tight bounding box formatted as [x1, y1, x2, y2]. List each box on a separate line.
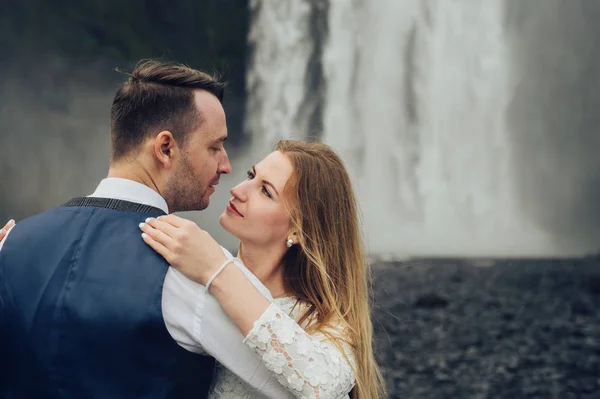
[372, 256, 600, 398]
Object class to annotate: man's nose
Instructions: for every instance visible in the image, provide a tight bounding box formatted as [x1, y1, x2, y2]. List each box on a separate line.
[218, 150, 232, 175]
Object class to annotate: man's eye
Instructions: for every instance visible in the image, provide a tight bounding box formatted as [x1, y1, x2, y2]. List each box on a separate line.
[246, 170, 255, 179]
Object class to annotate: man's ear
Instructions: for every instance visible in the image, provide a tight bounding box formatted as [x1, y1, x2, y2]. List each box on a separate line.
[153, 131, 177, 168]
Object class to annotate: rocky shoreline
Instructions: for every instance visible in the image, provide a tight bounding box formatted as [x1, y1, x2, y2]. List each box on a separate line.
[371, 256, 600, 398]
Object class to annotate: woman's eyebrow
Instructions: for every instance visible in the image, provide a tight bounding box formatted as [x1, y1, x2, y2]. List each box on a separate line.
[252, 165, 279, 196]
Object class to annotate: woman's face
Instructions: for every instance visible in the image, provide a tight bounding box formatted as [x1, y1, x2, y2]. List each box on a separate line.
[219, 150, 295, 248]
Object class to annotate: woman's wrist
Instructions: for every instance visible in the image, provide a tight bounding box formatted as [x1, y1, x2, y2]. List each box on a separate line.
[207, 262, 272, 336]
[207, 261, 239, 296]
[205, 259, 234, 290]
[189, 254, 228, 286]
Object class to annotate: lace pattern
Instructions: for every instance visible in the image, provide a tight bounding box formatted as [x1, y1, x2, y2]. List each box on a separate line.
[209, 362, 266, 399]
[242, 298, 355, 399]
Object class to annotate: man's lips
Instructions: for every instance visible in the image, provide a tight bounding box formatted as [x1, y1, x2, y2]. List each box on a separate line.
[228, 201, 243, 217]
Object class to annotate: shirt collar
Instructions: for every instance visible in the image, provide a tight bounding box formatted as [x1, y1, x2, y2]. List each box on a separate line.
[89, 178, 169, 214]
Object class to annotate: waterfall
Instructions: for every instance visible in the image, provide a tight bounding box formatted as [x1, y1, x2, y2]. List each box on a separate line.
[245, 0, 317, 149]
[245, 0, 590, 258]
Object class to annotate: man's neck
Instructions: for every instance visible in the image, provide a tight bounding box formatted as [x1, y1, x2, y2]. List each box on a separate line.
[237, 243, 287, 298]
[107, 164, 162, 197]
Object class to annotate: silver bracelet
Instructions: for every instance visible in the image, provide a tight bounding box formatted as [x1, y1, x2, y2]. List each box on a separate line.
[205, 259, 234, 291]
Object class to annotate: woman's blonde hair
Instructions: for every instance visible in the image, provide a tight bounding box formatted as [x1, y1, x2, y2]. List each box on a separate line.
[276, 140, 386, 399]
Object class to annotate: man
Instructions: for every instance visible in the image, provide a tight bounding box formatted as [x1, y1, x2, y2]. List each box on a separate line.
[0, 60, 289, 398]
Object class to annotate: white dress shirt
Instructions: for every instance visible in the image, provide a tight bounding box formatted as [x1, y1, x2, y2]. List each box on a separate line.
[0, 178, 289, 398]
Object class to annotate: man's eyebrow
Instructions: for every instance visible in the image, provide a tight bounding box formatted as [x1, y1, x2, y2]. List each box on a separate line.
[252, 166, 279, 196]
[213, 136, 227, 144]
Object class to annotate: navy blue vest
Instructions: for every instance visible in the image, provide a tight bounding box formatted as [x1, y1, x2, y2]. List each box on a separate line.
[0, 198, 214, 399]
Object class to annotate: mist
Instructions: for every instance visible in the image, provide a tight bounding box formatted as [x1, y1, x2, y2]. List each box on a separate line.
[506, 0, 600, 254]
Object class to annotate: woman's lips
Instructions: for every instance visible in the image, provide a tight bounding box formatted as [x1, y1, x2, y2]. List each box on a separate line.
[227, 201, 243, 217]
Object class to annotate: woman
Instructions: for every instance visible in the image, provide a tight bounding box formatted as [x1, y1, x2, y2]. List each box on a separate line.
[0, 220, 14, 239]
[0, 141, 385, 398]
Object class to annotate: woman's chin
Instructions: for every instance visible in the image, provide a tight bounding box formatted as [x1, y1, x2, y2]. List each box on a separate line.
[219, 213, 236, 236]
[218, 212, 227, 227]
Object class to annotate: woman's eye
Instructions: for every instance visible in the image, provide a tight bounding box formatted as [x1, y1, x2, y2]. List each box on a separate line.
[246, 170, 271, 197]
[262, 186, 272, 198]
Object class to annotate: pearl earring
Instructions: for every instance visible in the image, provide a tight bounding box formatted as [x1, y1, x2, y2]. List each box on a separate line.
[286, 238, 294, 248]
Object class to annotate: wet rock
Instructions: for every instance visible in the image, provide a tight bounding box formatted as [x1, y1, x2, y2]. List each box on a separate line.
[589, 276, 600, 294]
[413, 293, 449, 308]
[371, 256, 600, 398]
[571, 298, 593, 315]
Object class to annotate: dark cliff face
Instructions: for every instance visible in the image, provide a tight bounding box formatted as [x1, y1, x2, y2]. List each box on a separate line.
[505, 0, 600, 253]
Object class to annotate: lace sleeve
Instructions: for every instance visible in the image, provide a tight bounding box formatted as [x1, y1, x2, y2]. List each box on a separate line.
[243, 303, 355, 398]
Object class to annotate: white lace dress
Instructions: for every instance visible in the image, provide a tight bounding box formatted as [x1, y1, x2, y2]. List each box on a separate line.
[208, 297, 355, 399]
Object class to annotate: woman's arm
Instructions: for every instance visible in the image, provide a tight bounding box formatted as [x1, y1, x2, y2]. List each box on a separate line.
[141, 217, 294, 397]
[242, 303, 356, 398]
[0, 220, 15, 239]
[140, 215, 355, 398]
[139, 215, 270, 335]
[198, 257, 356, 398]
[207, 258, 272, 335]
[0, 220, 15, 251]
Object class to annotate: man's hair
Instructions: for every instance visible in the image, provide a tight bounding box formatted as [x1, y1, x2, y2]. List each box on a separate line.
[110, 59, 226, 161]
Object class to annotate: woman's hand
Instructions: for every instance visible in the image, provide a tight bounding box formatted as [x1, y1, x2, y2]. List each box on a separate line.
[0, 219, 15, 241]
[139, 214, 228, 286]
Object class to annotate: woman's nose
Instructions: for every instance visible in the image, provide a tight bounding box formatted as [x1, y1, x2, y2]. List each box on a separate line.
[230, 183, 248, 202]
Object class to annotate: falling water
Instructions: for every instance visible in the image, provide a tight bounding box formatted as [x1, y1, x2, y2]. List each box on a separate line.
[245, 0, 593, 258]
[245, 0, 319, 148]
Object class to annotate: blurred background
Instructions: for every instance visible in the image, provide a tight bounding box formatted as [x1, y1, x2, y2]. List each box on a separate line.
[1, 0, 599, 259]
[2, 1, 600, 397]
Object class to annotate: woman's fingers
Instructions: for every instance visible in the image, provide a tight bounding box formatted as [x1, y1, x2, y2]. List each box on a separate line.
[139, 221, 177, 251]
[141, 231, 174, 263]
[143, 217, 179, 239]
[155, 214, 186, 228]
[139, 215, 228, 285]
[0, 219, 15, 240]
[144, 216, 207, 248]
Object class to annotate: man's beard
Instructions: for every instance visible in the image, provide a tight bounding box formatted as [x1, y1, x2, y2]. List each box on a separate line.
[165, 156, 210, 212]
